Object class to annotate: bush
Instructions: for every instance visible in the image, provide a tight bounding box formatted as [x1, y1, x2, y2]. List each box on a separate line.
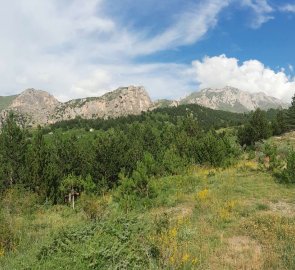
[161, 146, 187, 175]
[259, 143, 284, 173]
[80, 194, 108, 221]
[277, 150, 295, 183]
[0, 187, 38, 216]
[114, 154, 157, 212]
[0, 212, 18, 253]
[195, 131, 240, 167]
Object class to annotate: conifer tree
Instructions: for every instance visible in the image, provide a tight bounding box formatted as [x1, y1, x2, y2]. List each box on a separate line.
[238, 108, 272, 146]
[0, 113, 27, 188]
[286, 94, 295, 130]
[272, 110, 288, 135]
[27, 126, 47, 195]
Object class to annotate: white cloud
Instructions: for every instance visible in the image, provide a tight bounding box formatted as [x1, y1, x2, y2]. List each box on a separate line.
[242, 0, 274, 28]
[0, 0, 230, 100]
[0, 0, 291, 102]
[131, 0, 231, 55]
[279, 3, 295, 13]
[192, 55, 295, 101]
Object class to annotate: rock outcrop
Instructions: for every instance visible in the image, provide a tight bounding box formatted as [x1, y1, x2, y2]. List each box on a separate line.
[8, 88, 61, 125]
[179, 86, 288, 113]
[0, 85, 289, 127]
[54, 86, 152, 121]
[0, 86, 152, 127]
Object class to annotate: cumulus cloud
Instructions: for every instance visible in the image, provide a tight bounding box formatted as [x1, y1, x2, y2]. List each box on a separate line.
[0, 0, 292, 101]
[0, 0, 229, 100]
[192, 55, 295, 101]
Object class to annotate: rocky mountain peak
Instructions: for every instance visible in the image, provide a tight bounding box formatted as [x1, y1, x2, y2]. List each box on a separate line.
[0, 85, 290, 127]
[11, 88, 60, 108]
[54, 85, 152, 122]
[180, 86, 289, 113]
[6, 88, 61, 126]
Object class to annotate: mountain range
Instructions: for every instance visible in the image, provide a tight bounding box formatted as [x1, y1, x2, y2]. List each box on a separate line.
[0, 85, 289, 127]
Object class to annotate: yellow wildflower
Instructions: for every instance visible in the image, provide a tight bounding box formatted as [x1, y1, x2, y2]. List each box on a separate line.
[182, 253, 190, 262]
[197, 188, 209, 200]
[0, 247, 4, 257]
[169, 227, 177, 238]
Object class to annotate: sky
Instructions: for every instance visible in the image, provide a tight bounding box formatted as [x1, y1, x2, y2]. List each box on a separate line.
[0, 0, 295, 102]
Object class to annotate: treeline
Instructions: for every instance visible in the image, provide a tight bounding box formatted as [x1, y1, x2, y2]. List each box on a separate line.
[0, 112, 240, 204]
[238, 100, 294, 146]
[48, 104, 248, 132]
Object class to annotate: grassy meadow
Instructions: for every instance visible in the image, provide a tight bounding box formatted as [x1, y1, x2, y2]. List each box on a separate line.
[1, 152, 295, 269]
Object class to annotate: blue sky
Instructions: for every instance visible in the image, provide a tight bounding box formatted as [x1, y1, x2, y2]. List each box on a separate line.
[0, 0, 295, 101]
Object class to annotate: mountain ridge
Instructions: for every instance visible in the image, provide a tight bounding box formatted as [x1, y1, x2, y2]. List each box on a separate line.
[179, 86, 288, 113]
[0, 85, 289, 127]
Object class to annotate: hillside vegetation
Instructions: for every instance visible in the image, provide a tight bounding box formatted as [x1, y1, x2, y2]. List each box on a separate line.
[49, 103, 248, 132]
[0, 95, 18, 111]
[1, 158, 295, 269]
[1, 101, 295, 269]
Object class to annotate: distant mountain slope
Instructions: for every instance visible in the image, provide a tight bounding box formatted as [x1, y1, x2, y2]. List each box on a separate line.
[151, 99, 179, 109]
[0, 86, 152, 127]
[0, 85, 289, 127]
[54, 86, 152, 122]
[8, 88, 60, 125]
[0, 95, 18, 111]
[50, 103, 247, 132]
[180, 86, 288, 113]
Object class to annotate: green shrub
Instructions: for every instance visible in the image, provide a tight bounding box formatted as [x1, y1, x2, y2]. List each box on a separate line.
[277, 150, 295, 183]
[83, 215, 150, 269]
[0, 187, 38, 216]
[80, 194, 108, 221]
[0, 212, 18, 253]
[259, 143, 284, 173]
[114, 153, 157, 212]
[161, 146, 187, 175]
[195, 131, 240, 167]
[37, 223, 96, 261]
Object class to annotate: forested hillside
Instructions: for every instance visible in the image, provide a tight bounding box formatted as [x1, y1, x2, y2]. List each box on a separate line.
[49, 103, 247, 132]
[1, 102, 295, 269]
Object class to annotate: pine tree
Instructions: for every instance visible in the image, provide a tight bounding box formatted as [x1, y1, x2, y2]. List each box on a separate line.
[238, 108, 272, 146]
[0, 113, 28, 188]
[26, 126, 47, 195]
[286, 94, 295, 130]
[272, 110, 288, 135]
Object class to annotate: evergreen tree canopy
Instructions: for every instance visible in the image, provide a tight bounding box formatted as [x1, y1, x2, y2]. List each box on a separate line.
[286, 93, 295, 130]
[238, 108, 272, 146]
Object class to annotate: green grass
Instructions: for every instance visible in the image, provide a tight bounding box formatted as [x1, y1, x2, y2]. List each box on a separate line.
[1, 160, 295, 269]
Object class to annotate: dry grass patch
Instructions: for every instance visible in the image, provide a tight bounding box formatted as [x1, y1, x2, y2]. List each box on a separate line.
[268, 201, 295, 217]
[225, 236, 262, 270]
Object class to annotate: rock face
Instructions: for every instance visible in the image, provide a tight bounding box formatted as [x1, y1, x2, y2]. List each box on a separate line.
[179, 86, 288, 113]
[8, 88, 61, 125]
[0, 85, 289, 127]
[151, 99, 179, 110]
[54, 86, 152, 121]
[0, 86, 152, 126]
